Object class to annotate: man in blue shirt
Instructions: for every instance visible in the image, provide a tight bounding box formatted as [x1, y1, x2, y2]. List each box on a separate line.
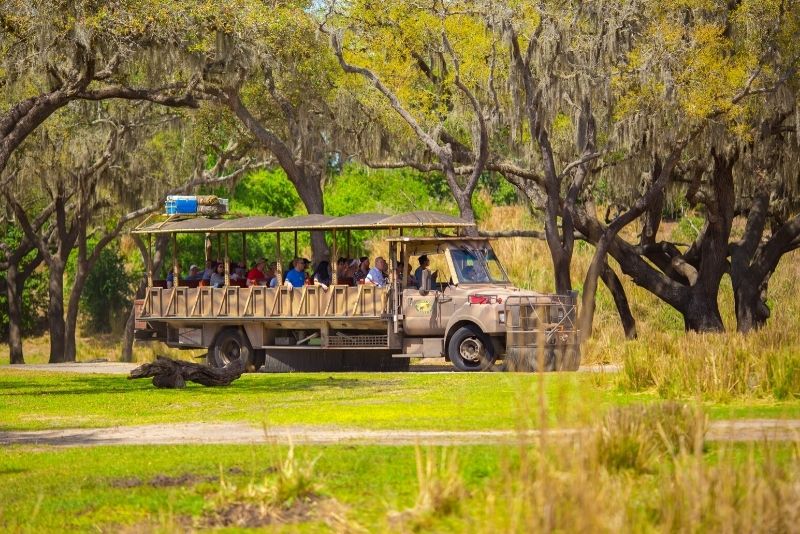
[285, 258, 307, 288]
[365, 257, 388, 287]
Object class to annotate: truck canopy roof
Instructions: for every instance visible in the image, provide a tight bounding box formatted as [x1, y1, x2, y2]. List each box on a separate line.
[132, 211, 474, 234]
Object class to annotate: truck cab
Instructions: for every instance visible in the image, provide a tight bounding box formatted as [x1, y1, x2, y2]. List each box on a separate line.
[392, 237, 579, 371]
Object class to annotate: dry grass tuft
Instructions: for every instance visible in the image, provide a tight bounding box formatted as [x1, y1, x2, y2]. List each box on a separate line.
[200, 443, 336, 529]
[596, 402, 706, 473]
[390, 447, 467, 532]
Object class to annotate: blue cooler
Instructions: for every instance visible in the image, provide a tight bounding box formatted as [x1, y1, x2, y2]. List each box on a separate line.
[165, 195, 198, 215]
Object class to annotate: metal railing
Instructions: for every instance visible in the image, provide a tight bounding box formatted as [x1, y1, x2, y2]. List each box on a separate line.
[139, 284, 390, 320]
[504, 294, 578, 349]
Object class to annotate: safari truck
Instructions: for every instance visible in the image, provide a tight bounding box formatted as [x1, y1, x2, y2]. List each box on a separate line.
[132, 210, 579, 372]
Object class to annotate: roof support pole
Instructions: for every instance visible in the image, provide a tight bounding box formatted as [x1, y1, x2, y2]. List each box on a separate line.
[216, 234, 222, 262]
[390, 240, 399, 328]
[275, 232, 283, 283]
[331, 229, 338, 285]
[346, 229, 351, 258]
[293, 231, 298, 260]
[224, 233, 230, 287]
[172, 233, 179, 287]
[147, 233, 153, 288]
[242, 233, 247, 268]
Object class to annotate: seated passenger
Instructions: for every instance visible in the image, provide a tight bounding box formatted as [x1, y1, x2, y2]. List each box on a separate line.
[313, 260, 332, 289]
[285, 258, 307, 288]
[234, 261, 247, 280]
[209, 263, 227, 288]
[336, 257, 348, 280]
[201, 260, 215, 281]
[247, 258, 268, 286]
[165, 265, 182, 288]
[398, 261, 415, 287]
[352, 256, 370, 285]
[365, 257, 387, 287]
[414, 255, 431, 288]
[186, 264, 202, 281]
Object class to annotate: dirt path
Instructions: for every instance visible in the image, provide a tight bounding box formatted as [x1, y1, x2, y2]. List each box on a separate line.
[1, 360, 621, 374]
[1, 419, 797, 447]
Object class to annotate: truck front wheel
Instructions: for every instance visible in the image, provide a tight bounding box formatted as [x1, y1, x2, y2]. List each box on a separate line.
[209, 328, 253, 370]
[447, 325, 496, 371]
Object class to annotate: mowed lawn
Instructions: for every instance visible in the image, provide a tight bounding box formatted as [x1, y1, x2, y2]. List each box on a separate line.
[0, 369, 797, 432]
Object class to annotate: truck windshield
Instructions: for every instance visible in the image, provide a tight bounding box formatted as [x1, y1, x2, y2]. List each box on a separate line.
[451, 248, 510, 284]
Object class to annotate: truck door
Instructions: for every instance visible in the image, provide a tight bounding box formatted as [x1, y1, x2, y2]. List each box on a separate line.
[402, 253, 453, 336]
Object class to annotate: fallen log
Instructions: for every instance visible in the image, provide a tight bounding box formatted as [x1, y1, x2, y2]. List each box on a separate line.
[129, 356, 244, 389]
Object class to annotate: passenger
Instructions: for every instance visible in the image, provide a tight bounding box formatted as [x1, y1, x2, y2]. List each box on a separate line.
[201, 260, 215, 281]
[365, 257, 387, 287]
[345, 258, 359, 279]
[398, 261, 415, 287]
[267, 262, 280, 288]
[209, 263, 227, 288]
[302, 258, 312, 282]
[313, 260, 332, 289]
[246, 258, 268, 286]
[414, 255, 430, 288]
[285, 258, 307, 288]
[186, 264, 202, 281]
[165, 264, 181, 288]
[336, 257, 348, 280]
[352, 256, 370, 285]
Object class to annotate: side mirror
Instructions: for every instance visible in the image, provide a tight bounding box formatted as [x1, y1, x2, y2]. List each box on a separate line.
[419, 269, 431, 295]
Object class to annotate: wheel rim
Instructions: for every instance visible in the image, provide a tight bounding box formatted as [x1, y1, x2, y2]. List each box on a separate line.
[219, 338, 242, 365]
[458, 337, 485, 364]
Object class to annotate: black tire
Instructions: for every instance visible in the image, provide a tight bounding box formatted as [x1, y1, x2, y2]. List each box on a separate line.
[503, 346, 556, 372]
[209, 328, 253, 370]
[447, 325, 497, 371]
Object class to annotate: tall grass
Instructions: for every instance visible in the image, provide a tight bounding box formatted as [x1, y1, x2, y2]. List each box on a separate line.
[396, 404, 800, 533]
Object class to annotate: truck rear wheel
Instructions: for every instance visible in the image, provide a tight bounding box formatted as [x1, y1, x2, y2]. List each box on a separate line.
[447, 325, 496, 371]
[209, 328, 253, 370]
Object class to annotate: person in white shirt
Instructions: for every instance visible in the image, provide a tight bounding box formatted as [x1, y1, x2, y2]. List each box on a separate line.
[365, 257, 388, 287]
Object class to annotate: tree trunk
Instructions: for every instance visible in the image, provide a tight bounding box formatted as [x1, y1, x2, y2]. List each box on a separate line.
[5, 264, 25, 364]
[599, 263, 637, 339]
[294, 174, 330, 263]
[47, 261, 67, 363]
[683, 285, 725, 332]
[64, 260, 89, 363]
[122, 235, 169, 362]
[734, 274, 771, 333]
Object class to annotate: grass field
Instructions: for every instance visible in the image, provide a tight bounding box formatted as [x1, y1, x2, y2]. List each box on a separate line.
[0, 370, 798, 433]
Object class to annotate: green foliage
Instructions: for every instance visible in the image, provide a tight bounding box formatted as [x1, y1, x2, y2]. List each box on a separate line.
[0, 270, 48, 341]
[0, 227, 48, 341]
[478, 173, 519, 206]
[80, 247, 134, 334]
[222, 169, 300, 218]
[325, 164, 455, 216]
